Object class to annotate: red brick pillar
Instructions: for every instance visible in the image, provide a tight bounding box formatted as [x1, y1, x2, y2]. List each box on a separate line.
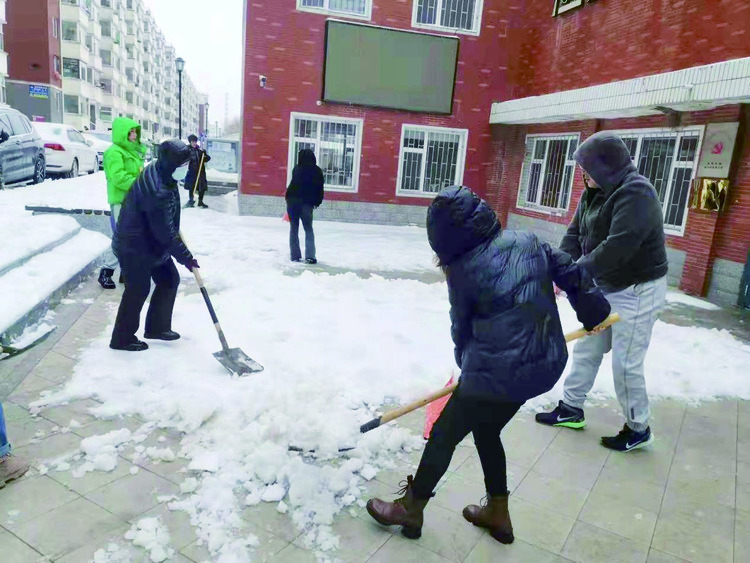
[678, 210, 721, 296]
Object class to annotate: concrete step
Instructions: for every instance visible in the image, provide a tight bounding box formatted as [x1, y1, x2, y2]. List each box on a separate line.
[0, 228, 111, 343]
[0, 215, 83, 276]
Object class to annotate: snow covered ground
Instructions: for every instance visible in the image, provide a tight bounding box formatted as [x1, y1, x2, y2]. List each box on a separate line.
[6, 176, 750, 561]
[0, 176, 111, 337]
[0, 173, 109, 214]
[206, 169, 239, 184]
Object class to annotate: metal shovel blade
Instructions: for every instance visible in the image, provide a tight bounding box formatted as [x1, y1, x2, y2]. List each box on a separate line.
[213, 348, 264, 377]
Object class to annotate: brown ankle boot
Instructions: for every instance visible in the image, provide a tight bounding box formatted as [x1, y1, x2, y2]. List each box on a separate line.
[366, 475, 430, 539]
[463, 493, 514, 544]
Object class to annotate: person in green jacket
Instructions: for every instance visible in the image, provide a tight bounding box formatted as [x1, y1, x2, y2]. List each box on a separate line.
[99, 117, 146, 289]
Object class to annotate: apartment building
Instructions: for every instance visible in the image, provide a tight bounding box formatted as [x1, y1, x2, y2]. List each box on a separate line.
[5, 0, 205, 142]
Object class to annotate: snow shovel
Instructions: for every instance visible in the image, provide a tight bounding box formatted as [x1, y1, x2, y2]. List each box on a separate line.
[288, 313, 621, 453]
[358, 312, 622, 434]
[192, 267, 264, 376]
[179, 231, 264, 377]
[189, 152, 205, 202]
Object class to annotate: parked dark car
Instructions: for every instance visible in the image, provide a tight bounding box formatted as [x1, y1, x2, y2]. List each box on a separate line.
[0, 108, 46, 189]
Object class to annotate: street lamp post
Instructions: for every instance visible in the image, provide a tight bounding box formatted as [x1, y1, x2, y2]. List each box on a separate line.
[175, 57, 185, 140]
[205, 102, 209, 138]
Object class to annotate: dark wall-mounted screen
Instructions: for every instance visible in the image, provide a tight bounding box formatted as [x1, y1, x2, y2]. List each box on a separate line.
[323, 20, 459, 115]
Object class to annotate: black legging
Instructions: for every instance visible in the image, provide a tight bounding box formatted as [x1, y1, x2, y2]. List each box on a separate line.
[412, 390, 523, 499]
[111, 256, 180, 346]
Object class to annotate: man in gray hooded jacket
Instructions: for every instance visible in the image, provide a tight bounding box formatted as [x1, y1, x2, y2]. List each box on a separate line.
[536, 131, 668, 452]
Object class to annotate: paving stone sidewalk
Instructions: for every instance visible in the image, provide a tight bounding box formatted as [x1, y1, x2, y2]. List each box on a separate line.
[0, 279, 748, 562]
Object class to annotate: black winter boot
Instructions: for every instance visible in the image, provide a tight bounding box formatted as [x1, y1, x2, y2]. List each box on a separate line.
[109, 339, 149, 352]
[98, 268, 116, 289]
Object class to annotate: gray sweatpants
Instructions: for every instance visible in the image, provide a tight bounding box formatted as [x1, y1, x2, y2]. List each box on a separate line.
[101, 204, 122, 270]
[563, 276, 667, 432]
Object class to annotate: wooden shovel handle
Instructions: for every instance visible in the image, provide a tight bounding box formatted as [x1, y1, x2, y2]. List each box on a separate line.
[359, 312, 621, 434]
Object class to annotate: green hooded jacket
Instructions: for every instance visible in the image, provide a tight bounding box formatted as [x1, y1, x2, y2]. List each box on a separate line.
[103, 117, 146, 205]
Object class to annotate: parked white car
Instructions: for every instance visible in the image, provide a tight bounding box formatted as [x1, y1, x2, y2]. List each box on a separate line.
[32, 122, 99, 178]
[81, 131, 112, 170]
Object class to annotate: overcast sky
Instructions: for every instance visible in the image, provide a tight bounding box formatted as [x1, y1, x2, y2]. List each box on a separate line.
[142, 0, 244, 132]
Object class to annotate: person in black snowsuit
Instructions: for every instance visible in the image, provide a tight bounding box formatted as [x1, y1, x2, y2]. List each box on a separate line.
[184, 135, 211, 208]
[366, 186, 611, 545]
[110, 139, 199, 352]
[285, 148, 324, 264]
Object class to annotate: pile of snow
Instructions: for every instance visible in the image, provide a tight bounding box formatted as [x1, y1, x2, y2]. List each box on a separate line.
[2, 311, 57, 358]
[0, 215, 81, 272]
[23, 197, 750, 560]
[125, 517, 175, 563]
[0, 229, 110, 335]
[0, 172, 109, 213]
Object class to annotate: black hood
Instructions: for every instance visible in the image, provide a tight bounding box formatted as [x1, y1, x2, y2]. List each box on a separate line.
[156, 139, 191, 182]
[297, 148, 317, 166]
[427, 186, 501, 266]
[573, 132, 636, 192]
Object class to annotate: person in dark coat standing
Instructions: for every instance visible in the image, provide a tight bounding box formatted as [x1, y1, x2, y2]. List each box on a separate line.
[285, 148, 324, 264]
[366, 186, 611, 545]
[184, 135, 211, 209]
[536, 132, 668, 452]
[110, 139, 199, 352]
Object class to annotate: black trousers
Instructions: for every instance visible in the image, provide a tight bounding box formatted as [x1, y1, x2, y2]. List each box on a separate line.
[411, 391, 523, 499]
[111, 256, 180, 346]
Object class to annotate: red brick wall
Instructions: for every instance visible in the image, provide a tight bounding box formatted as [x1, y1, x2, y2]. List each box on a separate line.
[6, 0, 61, 88]
[490, 105, 750, 295]
[713, 105, 750, 265]
[504, 0, 750, 101]
[242, 1, 514, 205]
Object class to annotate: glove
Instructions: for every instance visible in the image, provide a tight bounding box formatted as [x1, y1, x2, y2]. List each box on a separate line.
[186, 258, 199, 272]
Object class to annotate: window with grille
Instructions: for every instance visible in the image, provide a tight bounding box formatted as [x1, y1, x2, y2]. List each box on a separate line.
[297, 0, 372, 19]
[517, 134, 579, 213]
[397, 125, 468, 197]
[413, 0, 484, 34]
[617, 128, 702, 233]
[288, 113, 363, 192]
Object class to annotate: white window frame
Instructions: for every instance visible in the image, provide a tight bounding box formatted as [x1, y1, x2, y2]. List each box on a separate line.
[605, 125, 705, 237]
[411, 0, 484, 36]
[287, 112, 364, 194]
[296, 0, 373, 21]
[516, 133, 580, 215]
[396, 124, 468, 199]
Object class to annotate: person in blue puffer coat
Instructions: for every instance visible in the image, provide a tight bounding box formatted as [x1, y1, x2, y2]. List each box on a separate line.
[366, 186, 611, 545]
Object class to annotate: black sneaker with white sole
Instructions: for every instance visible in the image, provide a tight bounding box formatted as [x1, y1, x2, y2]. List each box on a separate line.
[601, 424, 654, 452]
[535, 400, 586, 429]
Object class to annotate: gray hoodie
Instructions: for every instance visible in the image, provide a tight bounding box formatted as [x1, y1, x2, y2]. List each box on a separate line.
[560, 132, 668, 291]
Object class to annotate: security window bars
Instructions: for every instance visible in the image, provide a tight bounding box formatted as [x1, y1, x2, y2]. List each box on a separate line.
[618, 129, 702, 233]
[297, 0, 371, 19]
[413, 0, 483, 34]
[517, 134, 579, 213]
[397, 125, 468, 196]
[289, 113, 363, 192]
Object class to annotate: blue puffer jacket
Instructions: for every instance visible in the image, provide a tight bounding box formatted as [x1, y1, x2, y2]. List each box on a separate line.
[427, 186, 611, 403]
